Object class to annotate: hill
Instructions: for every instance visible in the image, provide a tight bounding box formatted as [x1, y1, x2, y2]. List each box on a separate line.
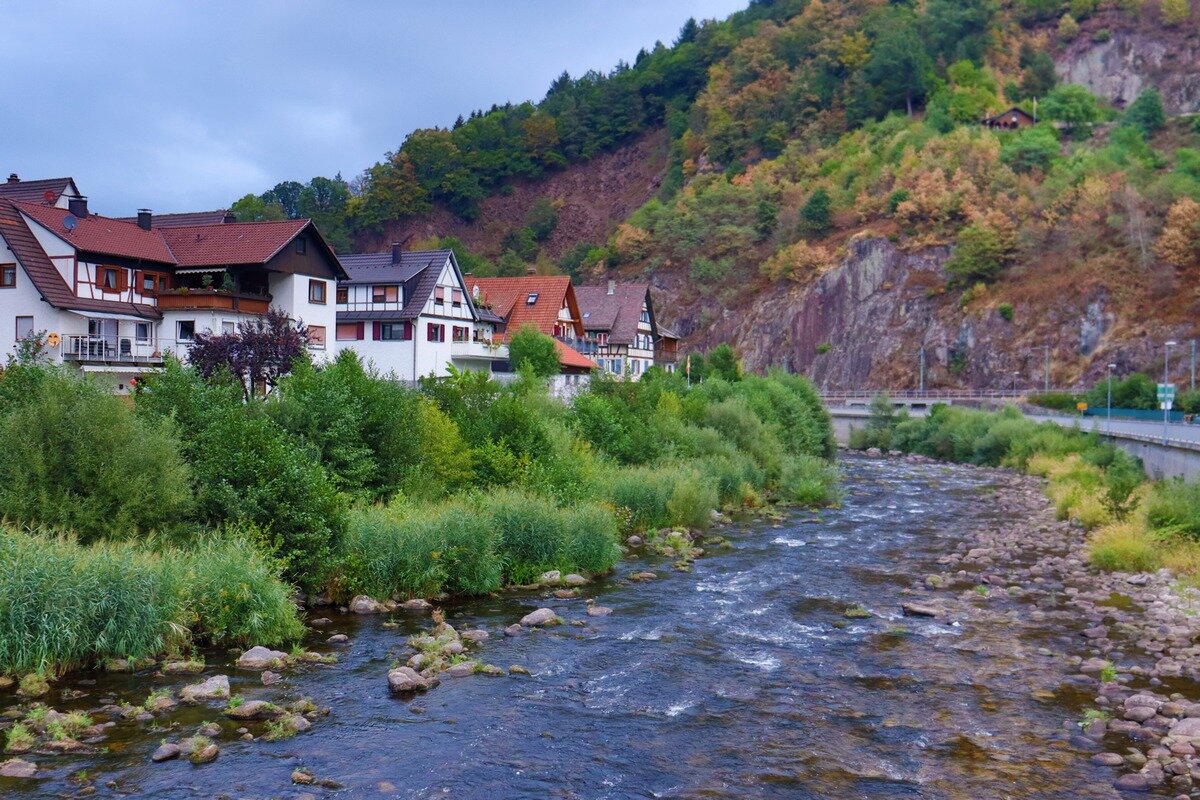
[234, 0, 1200, 389]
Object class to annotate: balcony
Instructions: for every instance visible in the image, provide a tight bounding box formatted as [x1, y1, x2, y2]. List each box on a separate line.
[450, 339, 506, 361]
[654, 351, 678, 366]
[155, 289, 271, 314]
[61, 334, 167, 365]
[556, 336, 599, 356]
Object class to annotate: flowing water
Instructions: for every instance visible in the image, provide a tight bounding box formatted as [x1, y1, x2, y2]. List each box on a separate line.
[3, 457, 1142, 798]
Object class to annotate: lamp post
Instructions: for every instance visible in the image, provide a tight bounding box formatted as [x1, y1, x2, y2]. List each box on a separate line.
[1012, 371, 1020, 395]
[918, 345, 925, 393]
[1106, 362, 1116, 436]
[1164, 340, 1177, 445]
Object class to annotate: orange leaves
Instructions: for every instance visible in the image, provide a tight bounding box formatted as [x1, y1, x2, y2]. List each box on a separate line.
[1155, 197, 1200, 270]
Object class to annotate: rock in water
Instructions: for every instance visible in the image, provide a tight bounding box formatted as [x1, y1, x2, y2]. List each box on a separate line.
[190, 744, 219, 764]
[236, 646, 287, 670]
[520, 608, 561, 627]
[401, 598, 432, 611]
[349, 595, 383, 614]
[539, 570, 562, 585]
[0, 758, 37, 778]
[180, 675, 230, 704]
[900, 603, 940, 618]
[151, 744, 181, 763]
[563, 574, 588, 586]
[586, 605, 613, 617]
[387, 667, 429, 694]
[261, 670, 282, 686]
[447, 662, 477, 678]
[225, 700, 284, 721]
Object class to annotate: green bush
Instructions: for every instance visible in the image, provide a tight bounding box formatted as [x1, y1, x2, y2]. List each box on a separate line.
[560, 502, 622, 575]
[1027, 392, 1079, 412]
[480, 490, 566, 584]
[666, 470, 719, 530]
[1146, 480, 1200, 540]
[0, 367, 193, 543]
[779, 455, 840, 507]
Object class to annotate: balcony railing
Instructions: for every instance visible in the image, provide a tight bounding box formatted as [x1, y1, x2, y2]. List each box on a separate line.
[555, 336, 599, 356]
[155, 289, 271, 314]
[654, 352, 678, 366]
[60, 335, 199, 365]
[450, 339, 506, 360]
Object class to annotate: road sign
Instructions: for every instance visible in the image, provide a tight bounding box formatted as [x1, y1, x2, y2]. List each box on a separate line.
[1076, 402, 1088, 412]
[1158, 383, 1176, 401]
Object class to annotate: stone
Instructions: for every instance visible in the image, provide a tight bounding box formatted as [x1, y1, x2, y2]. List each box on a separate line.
[587, 605, 613, 617]
[442, 641, 465, 656]
[261, 670, 282, 686]
[1171, 718, 1200, 738]
[327, 634, 350, 645]
[509, 665, 530, 676]
[447, 663, 476, 678]
[236, 646, 287, 670]
[1126, 706, 1158, 723]
[180, 675, 230, 704]
[1091, 752, 1125, 766]
[151, 743, 181, 763]
[461, 629, 489, 643]
[563, 574, 588, 587]
[0, 676, 13, 690]
[162, 660, 205, 675]
[189, 744, 219, 764]
[504, 624, 523, 637]
[401, 598, 432, 611]
[1113, 773, 1151, 791]
[539, 570, 562, 585]
[309, 617, 332, 627]
[900, 603, 940, 618]
[626, 535, 643, 547]
[630, 571, 657, 582]
[520, 608, 561, 627]
[387, 667, 429, 694]
[284, 714, 312, 733]
[0, 758, 37, 778]
[349, 595, 383, 614]
[1126, 694, 1163, 710]
[225, 700, 284, 721]
[479, 664, 504, 676]
[198, 723, 222, 737]
[292, 769, 315, 785]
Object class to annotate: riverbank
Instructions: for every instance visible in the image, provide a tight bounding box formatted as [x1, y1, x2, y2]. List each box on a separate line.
[6, 455, 1200, 798]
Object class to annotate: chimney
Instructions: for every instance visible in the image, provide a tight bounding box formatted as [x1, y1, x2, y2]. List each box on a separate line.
[67, 195, 89, 218]
[222, 211, 236, 224]
[526, 266, 537, 275]
[136, 209, 152, 231]
[391, 242, 402, 264]
[607, 279, 615, 296]
[6, 174, 18, 184]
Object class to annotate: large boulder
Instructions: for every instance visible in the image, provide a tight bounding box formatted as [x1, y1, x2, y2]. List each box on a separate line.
[236, 646, 287, 670]
[563, 574, 588, 587]
[387, 667, 430, 694]
[0, 758, 37, 778]
[520, 608, 562, 627]
[349, 595, 384, 614]
[225, 700, 284, 721]
[179, 675, 230, 704]
[151, 743, 181, 763]
[1171, 717, 1200, 739]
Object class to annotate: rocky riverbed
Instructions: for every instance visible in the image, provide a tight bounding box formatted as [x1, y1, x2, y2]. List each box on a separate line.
[3, 454, 1200, 798]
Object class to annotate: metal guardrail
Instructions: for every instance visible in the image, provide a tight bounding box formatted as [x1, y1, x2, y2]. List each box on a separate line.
[819, 389, 1054, 401]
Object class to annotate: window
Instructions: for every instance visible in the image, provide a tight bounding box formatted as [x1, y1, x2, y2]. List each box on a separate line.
[1, 264, 16, 288]
[137, 271, 167, 294]
[633, 360, 641, 374]
[596, 358, 605, 372]
[308, 325, 326, 349]
[309, 279, 326, 304]
[452, 289, 463, 306]
[177, 320, 195, 341]
[526, 292, 538, 305]
[15, 316, 33, 341]
[336, 322, 364, 341]
[372, 285, 399, 303]
[295, 237, 307, 255]
[427, 323, 445, 342]
[376, 322, 412, 341]
[597, 333, 609, 347]
[135, 322, 151, 342]
[221, 321, 236, 335]
[336, 287, 348, 304]
[99, 267, 125, 292]
[434, 286, 446, 304]
[452, 325, 469, 342]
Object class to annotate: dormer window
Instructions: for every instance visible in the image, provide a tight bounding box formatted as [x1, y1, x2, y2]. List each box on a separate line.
[295, 237, 307, 255]
[98, 267, 126, 293]
[372, 285, 399, 303]
[526, 293, 539, 305]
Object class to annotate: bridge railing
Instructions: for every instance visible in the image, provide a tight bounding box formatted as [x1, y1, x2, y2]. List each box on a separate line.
[819, 389, 1060, 402]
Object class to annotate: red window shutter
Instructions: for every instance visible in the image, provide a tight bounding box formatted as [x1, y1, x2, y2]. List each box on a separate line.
[356, 322, 365, 340]
[404, 322, 413, 340]
[372, 321, 381, 341]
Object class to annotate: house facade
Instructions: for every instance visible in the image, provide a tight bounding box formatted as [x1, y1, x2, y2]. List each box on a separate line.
[0, 174, 344, 391]
[575, 281, 678, 380]
[332, 246, 505, 379]
[465, 274, 595, 393]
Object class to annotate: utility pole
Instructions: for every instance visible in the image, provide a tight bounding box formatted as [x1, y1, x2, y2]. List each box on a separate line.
[1164, 340, 1177, 445]
[1191, 339, 1196, 391]
[1044, 344, 1050, 393]
[918, 346, 925, 393]
[1107, 362, 1115, 437]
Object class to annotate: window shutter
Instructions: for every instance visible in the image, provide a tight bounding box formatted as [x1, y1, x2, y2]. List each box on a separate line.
[356, 322, 364, 340]
[372, 321, 381, 341]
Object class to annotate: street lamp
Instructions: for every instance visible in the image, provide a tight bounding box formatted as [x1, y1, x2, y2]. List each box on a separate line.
[1106, 363, 1116, 436]
[1164, 340, 1177, 445]
[1012, 371, 1020, 395]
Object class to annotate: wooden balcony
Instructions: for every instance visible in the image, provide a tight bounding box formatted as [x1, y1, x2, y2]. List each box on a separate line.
[155, 290, 271, 314]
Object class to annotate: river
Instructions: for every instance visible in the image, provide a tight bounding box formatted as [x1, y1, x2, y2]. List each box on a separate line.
[1, 455, 1172, 798]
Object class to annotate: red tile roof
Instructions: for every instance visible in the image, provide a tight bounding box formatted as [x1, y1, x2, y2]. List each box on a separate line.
[16, 201, 176, 264]
[0, 177, 77, 204]
[466, 275, 584, 337]
[115, 210, 231, 228]
[158, 219, 310, 266]
[554, 338, 596, 371]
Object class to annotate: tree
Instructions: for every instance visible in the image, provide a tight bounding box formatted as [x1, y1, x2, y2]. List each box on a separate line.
[1161, 0, 1192, 26]
[944, 222, 1010, 283]
[863, 16, 932, 116]
[1040, 84, 1103, 135]
[923, 0, 998, 65]
[231, 193, 286, 222]
[1122, 89, 1166, 137]
[1018, 50, 1057, 99]
[706, 344, 742, 382]
[1000, 125, 1061, 172]
[1058, 13, 1080, 41]
[507, 325, 561, 378]
[1156, 197, 1200, 270]
[265, 181, 304, 219]
[496, 249, 527, 277]
[800, 187, 832, 233]
[188, 309, 310, 400]
[525, 197, 559, 241]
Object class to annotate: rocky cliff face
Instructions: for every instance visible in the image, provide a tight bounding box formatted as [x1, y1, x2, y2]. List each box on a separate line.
[658, 237, 1198, 391]
[1056, 24, 1200, 113]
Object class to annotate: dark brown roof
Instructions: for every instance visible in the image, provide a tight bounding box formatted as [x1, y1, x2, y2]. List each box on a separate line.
[0, 177, 77, 204]
[0, 199, 160, 319]
[339, 249, 479, 322]
[116, 210, 231, 228]
[575, 283, 653, 346]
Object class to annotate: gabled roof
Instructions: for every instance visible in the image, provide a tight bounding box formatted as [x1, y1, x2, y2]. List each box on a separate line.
[0, 199, 159, 319]
[466, 275, 584, 337]
[575, 282, 653, 346]
[0, 177, 77, 205]
[16, 200, 176, 264]
[116, 210, 231, 228]
[159, 219, 309, 266]
[338, 249, 479, 323]
[553, 338, 596, 372]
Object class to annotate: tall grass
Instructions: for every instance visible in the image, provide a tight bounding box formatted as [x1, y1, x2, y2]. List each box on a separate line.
[1146, 480, 1200, 540]
[779, 454, 841, 507]
[0, 527, 301, 676]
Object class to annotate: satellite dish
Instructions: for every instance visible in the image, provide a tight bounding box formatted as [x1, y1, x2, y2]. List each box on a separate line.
[43, 190, 56, 203]
[63, 215, 78, 231]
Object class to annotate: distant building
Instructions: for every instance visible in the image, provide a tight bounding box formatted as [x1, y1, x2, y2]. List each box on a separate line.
[982, 107, 1036, 129]
[0, 174, 344, 392]
[333, 246, 505, 380]
[575, 281, 677, 380]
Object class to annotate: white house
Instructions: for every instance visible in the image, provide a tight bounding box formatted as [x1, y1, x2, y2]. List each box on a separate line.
[0, 174, 345, 391]
[575, 281, 678, 380]
[332, 246, 506, 380]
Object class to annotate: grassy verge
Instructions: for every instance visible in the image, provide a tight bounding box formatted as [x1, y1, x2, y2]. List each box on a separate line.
[852, 403, 1200, 577]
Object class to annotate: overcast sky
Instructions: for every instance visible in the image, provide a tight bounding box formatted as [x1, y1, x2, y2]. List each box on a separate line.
[1, 1, 746, 216]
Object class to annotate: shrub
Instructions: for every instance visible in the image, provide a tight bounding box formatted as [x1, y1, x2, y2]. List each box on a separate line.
[997, 303, 1014, 321]
[560, 502, 622, 574]
[1027, 392, 1079, 412]
[1146, 480, 1200, 539]
[0, 367, 193, 543]
[480, 490, 565, 584]
[1089, 521, 1162, 572]
[507, 325, 561, 378]
[666, 471, 719, 530]
[1122, 89, 1165, 137]
[779, 454, 840, 507]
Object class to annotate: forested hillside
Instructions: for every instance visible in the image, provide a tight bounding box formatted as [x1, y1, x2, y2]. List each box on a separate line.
[235, 0, 1200, 388]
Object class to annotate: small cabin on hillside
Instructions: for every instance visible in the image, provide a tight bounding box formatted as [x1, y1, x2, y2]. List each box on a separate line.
[982, 107, 1036, 130]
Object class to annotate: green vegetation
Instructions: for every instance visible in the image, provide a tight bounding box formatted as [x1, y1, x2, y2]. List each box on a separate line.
[852, 401, 1200, 575]
[0, 342, 834, 678]
[506, 326, 561, 378]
